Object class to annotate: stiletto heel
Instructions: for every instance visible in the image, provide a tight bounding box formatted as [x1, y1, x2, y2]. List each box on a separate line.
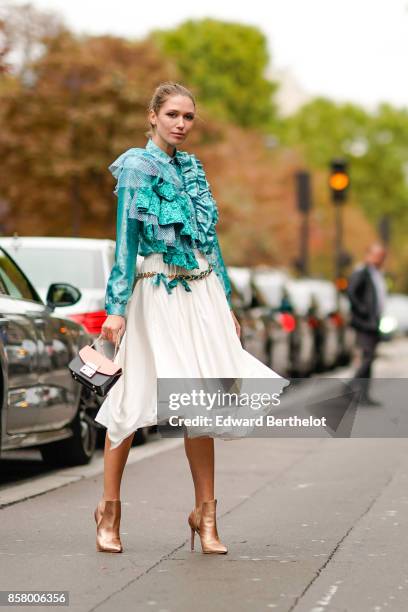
[187, 499, 228, 554]
[188, 506, 200, 553]
[94, 499, 123, 553]
[190, 526, 195, 551]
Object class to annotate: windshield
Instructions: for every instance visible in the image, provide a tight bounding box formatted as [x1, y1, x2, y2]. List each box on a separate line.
[253, 275, 286, 307]
[286, 284, 312, 315]
[5, 246, 105, 289]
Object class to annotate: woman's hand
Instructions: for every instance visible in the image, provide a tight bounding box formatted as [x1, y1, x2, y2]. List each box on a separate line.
[101, 314, 126, 345]
[230, 308, 241, 338]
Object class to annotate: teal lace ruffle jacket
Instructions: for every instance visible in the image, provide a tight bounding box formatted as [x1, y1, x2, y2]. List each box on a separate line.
[105, 137, 232, 316]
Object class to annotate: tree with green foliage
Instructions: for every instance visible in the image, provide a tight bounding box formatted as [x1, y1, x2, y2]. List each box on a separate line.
[278, 98, 408, 289]
[151, 18, 278, 129]
[279, 97, 408, 230]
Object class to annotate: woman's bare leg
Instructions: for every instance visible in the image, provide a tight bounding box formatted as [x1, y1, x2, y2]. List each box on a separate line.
[183, 434, 215, 506]
[102, 431, 135, 500]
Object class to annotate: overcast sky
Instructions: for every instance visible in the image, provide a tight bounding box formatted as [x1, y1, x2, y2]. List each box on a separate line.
[11, 0, 408, 110]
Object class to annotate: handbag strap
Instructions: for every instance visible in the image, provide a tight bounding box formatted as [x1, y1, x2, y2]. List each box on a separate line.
[90, 331, 122, 360]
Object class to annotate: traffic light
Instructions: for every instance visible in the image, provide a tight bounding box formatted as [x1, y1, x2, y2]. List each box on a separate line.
[335, 276, 348, 291]
[329, 158, 349, 203]
[378, 214, 391, 245]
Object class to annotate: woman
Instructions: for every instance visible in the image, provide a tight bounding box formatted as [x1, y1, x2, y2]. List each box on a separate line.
[94, 82, 288, 555]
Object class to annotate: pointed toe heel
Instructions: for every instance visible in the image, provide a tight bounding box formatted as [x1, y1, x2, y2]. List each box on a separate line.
[187, 499, 228, 554]
[94, 499, 123, 553]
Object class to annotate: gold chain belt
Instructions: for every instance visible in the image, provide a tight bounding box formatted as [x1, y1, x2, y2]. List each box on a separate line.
[136, 264, 213, 281]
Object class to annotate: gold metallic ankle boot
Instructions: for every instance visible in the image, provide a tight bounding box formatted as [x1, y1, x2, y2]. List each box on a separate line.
[94, 499, 123, 553]
[188, 499, 228, 554]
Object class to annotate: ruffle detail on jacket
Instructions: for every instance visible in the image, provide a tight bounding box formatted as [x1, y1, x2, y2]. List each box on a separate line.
[108, 148, 201, 269]
[177, 154, 219, 255]
[133, 176, 196, 235]
[108, 147, 220, 271]
[108, 147, 184, 194]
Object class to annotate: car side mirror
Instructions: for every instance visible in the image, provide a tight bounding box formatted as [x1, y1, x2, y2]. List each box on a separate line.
[46, 282, 82, 309]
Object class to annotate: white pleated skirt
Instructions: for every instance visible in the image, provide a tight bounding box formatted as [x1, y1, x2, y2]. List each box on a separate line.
[94, 249, 289, 449]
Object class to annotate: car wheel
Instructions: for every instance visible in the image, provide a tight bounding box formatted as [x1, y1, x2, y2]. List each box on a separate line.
[265, 335, 273, 368]
[40, 393, 97, 467]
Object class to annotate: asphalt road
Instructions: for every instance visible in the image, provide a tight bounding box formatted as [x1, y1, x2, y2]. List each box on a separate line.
[1, 338, 408, 612]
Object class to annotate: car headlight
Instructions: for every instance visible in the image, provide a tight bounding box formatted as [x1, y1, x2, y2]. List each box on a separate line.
[379, 316, 398, 334]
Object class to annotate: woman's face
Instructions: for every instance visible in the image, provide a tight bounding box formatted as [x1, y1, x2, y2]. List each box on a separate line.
[149, 95, 195, 147]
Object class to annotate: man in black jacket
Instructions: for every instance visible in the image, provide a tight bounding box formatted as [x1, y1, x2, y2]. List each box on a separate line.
[347, 243, 387, 405]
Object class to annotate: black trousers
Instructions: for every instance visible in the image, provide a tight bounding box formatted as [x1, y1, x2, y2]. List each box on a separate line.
[353, 329, 380, 397]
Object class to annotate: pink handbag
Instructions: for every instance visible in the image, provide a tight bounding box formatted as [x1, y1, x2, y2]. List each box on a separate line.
[68, 332, 123, 396]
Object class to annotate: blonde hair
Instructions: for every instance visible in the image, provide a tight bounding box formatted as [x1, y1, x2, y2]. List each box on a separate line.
[145, 82, 196, 138]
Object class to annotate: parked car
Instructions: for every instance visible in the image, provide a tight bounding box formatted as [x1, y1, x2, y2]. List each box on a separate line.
[0, 236, 151, 447]
[0, 245, 98, 466]
[228, 266, 268, 364]
[285, 279, 319, 376]
[251, 269, 298, 377]
[308, 279, 354, 368]
[0, 237, 127, 339]
[286, 278, 351, 372]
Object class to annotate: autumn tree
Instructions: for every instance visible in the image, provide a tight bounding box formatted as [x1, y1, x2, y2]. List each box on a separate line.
[0, 19, 178, 236]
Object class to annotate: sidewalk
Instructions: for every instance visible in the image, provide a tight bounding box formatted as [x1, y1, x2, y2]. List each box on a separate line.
[2, 338, 408, 612]
[1, 434, 408, 612]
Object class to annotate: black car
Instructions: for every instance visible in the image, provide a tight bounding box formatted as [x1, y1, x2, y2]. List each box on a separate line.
[0, 246, 98, 467]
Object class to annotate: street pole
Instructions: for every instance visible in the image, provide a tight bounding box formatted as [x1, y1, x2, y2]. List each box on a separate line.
[300, 206, 309, 276]
[329, 158, 350, 307]
[295, 171, 312, 276]
[378, 214, 391, 246]
[334, 202, 343, 292]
